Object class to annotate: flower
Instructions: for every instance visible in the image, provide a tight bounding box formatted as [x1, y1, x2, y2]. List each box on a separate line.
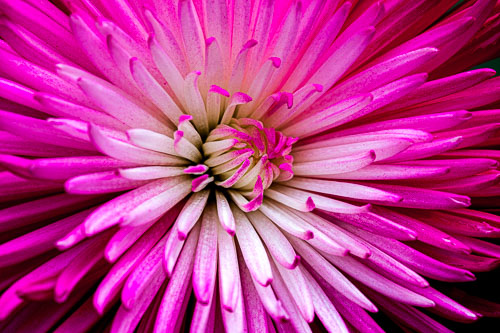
[0, 0, 499, 331]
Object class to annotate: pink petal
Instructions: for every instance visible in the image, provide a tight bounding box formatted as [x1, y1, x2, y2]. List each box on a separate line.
[154, 223, 200, 332]
[233, 204, 273, 286]
[289, 238, 376, 312]
[192, 204, 218, 304]
[217, 221, 240, 312]
[247, 210, 300, 269]
[89, 124, 186, 166]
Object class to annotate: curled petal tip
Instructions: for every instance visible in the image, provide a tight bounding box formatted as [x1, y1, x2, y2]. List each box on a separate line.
[179, 114, 193, 123]
[209, 85, 230, 97]
[129, 56, 138, 66]
[259, 277, 273, 287]
[290, 255, 301, 269]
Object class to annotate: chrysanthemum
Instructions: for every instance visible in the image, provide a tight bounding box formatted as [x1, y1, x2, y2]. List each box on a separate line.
[0, 0, 500, 331]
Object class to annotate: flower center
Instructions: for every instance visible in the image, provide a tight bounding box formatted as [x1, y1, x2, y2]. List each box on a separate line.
[194, 118, 296, 211]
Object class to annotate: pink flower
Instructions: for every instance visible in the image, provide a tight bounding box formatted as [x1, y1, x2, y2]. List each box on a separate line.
[0, 0, 499, 331]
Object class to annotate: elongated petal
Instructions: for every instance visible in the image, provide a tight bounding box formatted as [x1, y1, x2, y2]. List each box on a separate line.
[302, 269, 349, 333]
[176, 189, 210, 239]
[84, 177, 187, 235]
[154, 223, 200, 332]
[293, 150, 376, 176]
[89, 124, 186, 166]
[323, 252, 435, 308]
[247, 210, 299, 269]
[0, 209, 91, 268]
[288, 238, 376, 312]
[233, 204, 273, 286]
[217, 221, 241, 312]
[192, 204, 218, 304]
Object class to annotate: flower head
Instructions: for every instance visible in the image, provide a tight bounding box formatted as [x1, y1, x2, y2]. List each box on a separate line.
[0, 0, 500, 332]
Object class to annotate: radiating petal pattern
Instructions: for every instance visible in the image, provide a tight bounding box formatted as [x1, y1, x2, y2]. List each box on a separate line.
[0, 0, 499, 332]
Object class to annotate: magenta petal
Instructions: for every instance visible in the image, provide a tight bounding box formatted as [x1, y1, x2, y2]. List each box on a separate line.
[0, 1, 499, 332]
[154, 223, 200, 332]
[0, 209, 91, 268]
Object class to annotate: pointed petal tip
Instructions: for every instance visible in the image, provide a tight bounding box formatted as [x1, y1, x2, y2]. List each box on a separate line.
[222, 304, 235, 312]
[92, 294, 107, 316]
[306, 197, 315, 211]
[177, 231, 187, 241]
[64, 180, 75, 194]
[362, 249, 372, 259]
[243, 39, 258, 48]
[422, 299, 436, 308]
[103, 251, 115, 263]
[465, 271, 476, 281]
[451, 196, 471, 207]
[224, 227, 236, 237]
[368, 303, 379, 313]
[163, 258, 175, 278]
[459, 111, 473, 120]
[304, 230, 314, 240]
[361, 203, 373, 213]
[55, 238, 73, 251]
[407, 230, 418, 241]
[420, 279, 430, 288]
[313, 83, 323, 92]
[206, 36, 216, 45]
[193, 286, 211, 305]
[362, 26, 376, 36]
[368, 150, 376, 160]
[129, 56, 139, 68]
[270, 57, 282, 68]
[147, 33, 156, 47]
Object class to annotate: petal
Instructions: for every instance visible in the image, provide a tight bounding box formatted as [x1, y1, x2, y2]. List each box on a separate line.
[233, 204, 273, 286]
[89, 124, 186, 166]
[217, 220, 241, 312]
[247, 210, 300, 269]
[154, 223, 200, 332]
[192, 204, 218, 304]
